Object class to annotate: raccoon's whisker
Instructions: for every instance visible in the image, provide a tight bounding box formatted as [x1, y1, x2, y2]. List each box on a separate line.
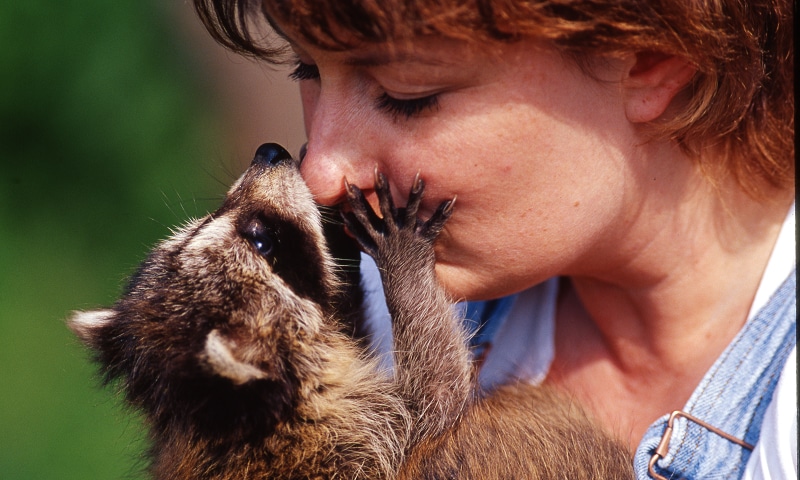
[202, 162, 239, 189]
[330, 259, 362, 268]
[147, 216, 173, 236]
[319, 205, 347, 221]
[160, 190, 181, 222]
[321, 216, 347, 225]
[175, 191, 190, 220]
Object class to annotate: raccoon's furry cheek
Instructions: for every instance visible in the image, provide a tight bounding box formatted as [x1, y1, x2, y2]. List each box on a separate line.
[68, 309, 116, 348]
[201, 329, 269, 385]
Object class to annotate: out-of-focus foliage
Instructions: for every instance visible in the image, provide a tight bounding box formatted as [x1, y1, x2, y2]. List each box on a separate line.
[0, 2, 235, 478]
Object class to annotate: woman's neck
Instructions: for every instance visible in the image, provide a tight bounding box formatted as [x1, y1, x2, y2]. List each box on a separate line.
[548, 177, 793, 449]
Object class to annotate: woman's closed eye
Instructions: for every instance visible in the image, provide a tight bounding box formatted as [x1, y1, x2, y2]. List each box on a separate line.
[289, 60, 320, 81]
[375, 92, 440, 119]
[289, 59, 440, 120]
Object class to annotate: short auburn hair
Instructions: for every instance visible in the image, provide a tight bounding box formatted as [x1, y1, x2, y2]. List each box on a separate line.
[194, 0, 794, 198]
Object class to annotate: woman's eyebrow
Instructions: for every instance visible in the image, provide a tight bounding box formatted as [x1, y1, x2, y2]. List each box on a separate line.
[261, 13, 457, 69]
[344, 52, 454, 68]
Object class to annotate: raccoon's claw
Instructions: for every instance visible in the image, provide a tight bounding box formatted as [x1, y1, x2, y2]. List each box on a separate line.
[342, 172, 454, 261]
[342, 181, 380, 258]
[403, 172, 424, 227]
[399, 172, 454, 243]
[373, 170, 399, 228]
[422, 196, 456, 242]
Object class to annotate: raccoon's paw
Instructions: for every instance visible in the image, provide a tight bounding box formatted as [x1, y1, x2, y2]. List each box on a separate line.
[342, 170, 454, 263]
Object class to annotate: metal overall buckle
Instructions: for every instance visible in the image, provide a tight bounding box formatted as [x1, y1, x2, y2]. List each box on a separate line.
[648, 410, 755, 480]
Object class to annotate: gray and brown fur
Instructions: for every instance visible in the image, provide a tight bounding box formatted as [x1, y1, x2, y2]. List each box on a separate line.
[70, 143, 633, 479]
[69, 144, 409, 479]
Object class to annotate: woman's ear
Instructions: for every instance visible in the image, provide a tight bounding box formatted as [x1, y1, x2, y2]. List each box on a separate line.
[623, 52, 696, 123]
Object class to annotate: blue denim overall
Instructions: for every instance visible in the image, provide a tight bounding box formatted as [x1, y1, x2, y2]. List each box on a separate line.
[464, 269, 796, 479]
[633, 269, 796, 479]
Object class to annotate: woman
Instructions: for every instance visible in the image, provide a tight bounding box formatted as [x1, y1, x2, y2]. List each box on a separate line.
[193, 1, 795, 478]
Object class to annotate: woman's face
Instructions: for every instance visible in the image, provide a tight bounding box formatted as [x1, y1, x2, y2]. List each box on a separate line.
[285, 33, 648, 300]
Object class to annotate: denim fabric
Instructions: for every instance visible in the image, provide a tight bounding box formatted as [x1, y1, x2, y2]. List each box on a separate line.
[634, 269, 797, 479]
[463, 295, 517, 360]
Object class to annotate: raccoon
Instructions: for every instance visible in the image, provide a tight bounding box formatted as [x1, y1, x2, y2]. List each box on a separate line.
[69, 143, 633, 479]
[69, 144, 410, 479]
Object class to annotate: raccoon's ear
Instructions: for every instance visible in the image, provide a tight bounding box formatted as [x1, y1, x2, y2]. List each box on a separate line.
[68, 309, 116, 347]
[201, 329, 268, 385]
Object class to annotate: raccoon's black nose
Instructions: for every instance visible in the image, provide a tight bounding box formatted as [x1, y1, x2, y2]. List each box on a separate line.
[253, 143, 293, 167]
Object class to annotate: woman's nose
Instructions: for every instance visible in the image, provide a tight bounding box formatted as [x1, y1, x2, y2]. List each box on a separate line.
[298, 99, 381, 207]
[299, 143, 353, 206]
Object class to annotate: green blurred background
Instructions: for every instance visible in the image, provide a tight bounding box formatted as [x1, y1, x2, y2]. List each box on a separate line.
[0, 2, 303, 478]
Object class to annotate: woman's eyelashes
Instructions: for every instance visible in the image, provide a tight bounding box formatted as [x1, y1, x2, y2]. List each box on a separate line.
[289, 60, 441, 119]
[376, 92, 440, 119]
[289, 60, 320, 81]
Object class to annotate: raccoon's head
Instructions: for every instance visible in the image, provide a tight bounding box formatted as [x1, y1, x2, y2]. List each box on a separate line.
[69, 144, 341, 430]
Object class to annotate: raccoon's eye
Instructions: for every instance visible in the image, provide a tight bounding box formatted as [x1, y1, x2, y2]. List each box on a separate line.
[242, 219, 276, 258]
[251, 236, 274, 257]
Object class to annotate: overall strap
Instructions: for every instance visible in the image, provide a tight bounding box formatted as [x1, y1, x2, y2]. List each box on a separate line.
[634, 269, 797, 479]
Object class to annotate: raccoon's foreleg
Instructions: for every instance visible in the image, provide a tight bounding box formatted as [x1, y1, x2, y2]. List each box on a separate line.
[343, 172, 473, 444]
